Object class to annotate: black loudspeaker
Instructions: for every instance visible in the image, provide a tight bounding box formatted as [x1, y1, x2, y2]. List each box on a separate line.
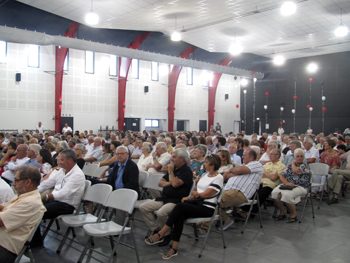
[225, 94, 229, 100]
[144, 86, 149, 93]
[15, 73, 21, 82]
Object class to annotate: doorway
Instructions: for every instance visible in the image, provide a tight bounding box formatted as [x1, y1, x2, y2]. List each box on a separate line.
[124, 118, 140, 132]
[199, 120, 207, 132]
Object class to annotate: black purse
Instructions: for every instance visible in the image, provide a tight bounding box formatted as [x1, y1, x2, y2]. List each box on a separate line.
[184, 198, 204, 206]
[279, 184, 296, 190]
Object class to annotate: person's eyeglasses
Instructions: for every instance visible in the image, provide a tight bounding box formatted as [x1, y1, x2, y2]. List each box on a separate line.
[295, 155, 304, 158]
[116, 152, 128, 155]
[269, 153, 278, 155]
[13, 178, 28, 183]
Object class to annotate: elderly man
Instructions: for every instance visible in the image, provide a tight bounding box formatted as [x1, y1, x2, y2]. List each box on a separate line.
[146, 142, 172, 176]
[239, 149, 286, 218]
[24, 144, 41, 168]
[283, 140, 306, 167]
[164, 137, 173, 154]
[259, 140, 284, 164]
[140, 148, 192, 246]
[85, 136, 94, 151]
[131, 138, 143, 159]
[303, 138, 319, 164]
[62, 123, 72, 134]
[84, 137, 103, 162]
[228, 143, 242, 167]
[2, 144, 30, 184]
[33, 149, 85, 244]
[219, 149, 263, 230]
[123, 137, 135, 155]
[0, 166, 46, 262]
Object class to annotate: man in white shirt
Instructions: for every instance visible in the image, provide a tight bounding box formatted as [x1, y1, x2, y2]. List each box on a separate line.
[0, 177, 15, 203]
[84, 137, 103, 162]
[36, 121, 44, 134]
[62, 123, 72, 134]
[85, 136, 94, 151]
[303, 138, 319, 164]
[259, 140, 284, 164]
[34, 149, 85, 243]
[2, 144, 29, 184]
[228, 143, 242, 167]
[146, 142, 171, 176]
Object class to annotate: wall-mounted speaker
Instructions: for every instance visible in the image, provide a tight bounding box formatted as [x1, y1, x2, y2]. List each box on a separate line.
[225, 94, 229, 100]
[144, 86, 149, 93]
[15, 73, 21, 82]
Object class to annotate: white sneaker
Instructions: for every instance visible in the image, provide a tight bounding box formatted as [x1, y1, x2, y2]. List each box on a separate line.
[218, 220, 234, 231]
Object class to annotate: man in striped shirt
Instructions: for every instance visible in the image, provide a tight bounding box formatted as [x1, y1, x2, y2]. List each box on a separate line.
[220, 149, 263, 230]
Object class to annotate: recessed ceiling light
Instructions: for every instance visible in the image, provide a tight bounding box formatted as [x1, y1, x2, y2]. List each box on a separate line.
[241, 78, 248, 86]
[334, 24, 348, 37]
[307, 63, 318, 73]
[171, 31, 181, 41]
[281, 2, 297, 16]
[85, 11, 99, 25]
[273, 55, 285, 65]
[229, 44, 243, 55]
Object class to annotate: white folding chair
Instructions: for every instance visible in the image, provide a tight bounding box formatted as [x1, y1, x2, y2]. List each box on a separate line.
[135, 174, 163, 208]
[42, 180, 92, 240]
[15, 213, 44, 263]
[235, 191, 263, 234]
[138, 171, 149, 199]
[309, 163, 330, 208]
[184, 190, 226, 258]
[132, 158, 139, 164]
[56, 184, 113, 254]
[82, 163, 100, 177]
[77, 189, 139, 263]
[92, 165, 109, 178]
[299, 172, 315, 223]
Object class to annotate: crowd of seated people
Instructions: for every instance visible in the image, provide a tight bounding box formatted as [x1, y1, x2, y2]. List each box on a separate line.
[1, 126, 350, 261]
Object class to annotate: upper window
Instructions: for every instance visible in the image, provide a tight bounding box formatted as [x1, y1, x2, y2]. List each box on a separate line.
[63, 52, 69, 71]
[0, 41, 7, 63]
[151, 61, 159, 81]
[85, 51, 94, 74]
[186, 67, 193, 85]
[130, 59, 139, 79]
[109, 55, 118, 76]
[145, 119, 159, 128]
[28, 45, 40, 68]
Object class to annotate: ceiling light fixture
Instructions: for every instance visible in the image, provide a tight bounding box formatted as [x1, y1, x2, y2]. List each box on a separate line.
[281, 1, 297, 16]
[85, 0, 99, 25]
[229, 43, 243, 56]
[241, 78, 248, 86]
[334, 9, 348, 37]
[171, 16, 181, 41]
[307, 63, 318, 73]
[273, 55, 285, 65]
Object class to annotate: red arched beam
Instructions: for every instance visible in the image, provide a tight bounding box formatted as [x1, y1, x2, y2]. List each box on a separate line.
[208, 56, 232, 131]
[54, 22, 80, 132]
[118, 32, 152, 131]
[168, 46, 197, 132]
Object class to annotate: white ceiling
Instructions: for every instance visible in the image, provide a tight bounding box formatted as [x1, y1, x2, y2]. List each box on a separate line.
[18, 0, 350, 60]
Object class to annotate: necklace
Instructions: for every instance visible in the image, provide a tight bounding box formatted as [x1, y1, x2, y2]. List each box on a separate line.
[208, 171, 218, 177]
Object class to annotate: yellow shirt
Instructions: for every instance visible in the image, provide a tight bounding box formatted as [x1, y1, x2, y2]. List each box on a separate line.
[261, 161, 286, 189]
[0, 189, 46, 254]
[167, 145, 173, 154]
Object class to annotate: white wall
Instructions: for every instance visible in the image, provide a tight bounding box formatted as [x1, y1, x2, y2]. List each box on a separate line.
[0, 42, 241, 134]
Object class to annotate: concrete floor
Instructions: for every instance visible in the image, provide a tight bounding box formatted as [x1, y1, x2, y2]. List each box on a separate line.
[27, 195, 350, 263]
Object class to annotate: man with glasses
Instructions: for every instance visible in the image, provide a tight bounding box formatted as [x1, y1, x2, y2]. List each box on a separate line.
[238, 149, 286, 219]
[2, 144, 29, 184]
[259, 140, 284, 165]
[32, 149, 85, 246]
[0, 165, 46, 263]
[24, 144, 41, 168]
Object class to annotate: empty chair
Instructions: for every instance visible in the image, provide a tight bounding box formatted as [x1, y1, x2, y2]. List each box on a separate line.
[92, 165, 109, 178]
[309, 163, 330, 208]
[77, 189, 139, 263]
[82, 163, 100, 177]
[56, 183, 113, 254]
[135, 173, 163, 208]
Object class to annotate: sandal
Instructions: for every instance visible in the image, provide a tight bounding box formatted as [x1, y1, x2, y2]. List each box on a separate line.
[162, 247, 178, 260]
[237, 210, 248, 219]
[275, 214, 287, 221]
[145, 232, 164, 245]
[286, 217, 298, 223]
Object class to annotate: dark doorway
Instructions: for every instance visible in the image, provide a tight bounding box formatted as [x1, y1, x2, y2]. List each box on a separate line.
[177, 120, 185, 131]
[199, 120, 207, 132]
[124, 118, 140, 132]
[61, 117, 73, 133]
[253, 120, 259, 134]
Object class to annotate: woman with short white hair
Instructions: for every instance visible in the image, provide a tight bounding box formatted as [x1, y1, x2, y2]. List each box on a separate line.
[137, 142, 153, 172]
[271, 148, 310, 223]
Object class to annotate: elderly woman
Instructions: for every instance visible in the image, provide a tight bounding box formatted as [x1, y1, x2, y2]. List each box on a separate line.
[74, 143, 86, 170]
[137, 142, 153, 171]
[145, 154, 223, 259]
[271, 148, 310, 223]
[217, 149, 232, 174]
[188, 144, 207, 181]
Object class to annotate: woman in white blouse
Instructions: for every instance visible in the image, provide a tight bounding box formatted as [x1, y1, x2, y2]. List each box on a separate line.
[137, 142, 153, 171]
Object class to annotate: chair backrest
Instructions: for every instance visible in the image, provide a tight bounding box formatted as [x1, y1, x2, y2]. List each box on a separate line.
[82, 163, 100, 177]
[132, 159, 139, 164]
[216, 189, 225, 204]
[82, 180, 92, 199]
[83, 184, 113, 205]
[139, 171, 149, 188]
[92, 166, 109, 178]
[143, 174, 163, 191]
[188, 180, 196, 198]
[105, 189, 138, 214]
[309, 163, 329, 176]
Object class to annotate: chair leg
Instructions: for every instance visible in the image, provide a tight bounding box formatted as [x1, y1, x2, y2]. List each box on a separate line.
[42, 219, 55, 240]
[299, 188, 310, 224]
[257, 196, 263, 228]
[219, 209, 226, 249]
[72, 228, 76, 238]
[310, 191, 315, 219]
[28, 246, 35, 263]
[77, 236, 92, 263]
[56, 227, 72, 254]
[130, 221, 140, 263]
[109, 236, 116, 256]
[193, 224, 199, 241]
[55, 219, 60, 230]
[14, 245, 26, 263]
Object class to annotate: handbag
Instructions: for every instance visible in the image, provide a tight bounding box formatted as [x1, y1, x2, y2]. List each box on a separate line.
[279, 184, 296, 190]
[184, 198, 204, 206]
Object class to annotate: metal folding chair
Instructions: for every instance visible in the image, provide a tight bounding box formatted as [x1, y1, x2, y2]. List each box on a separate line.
[309, 163, 330, 208]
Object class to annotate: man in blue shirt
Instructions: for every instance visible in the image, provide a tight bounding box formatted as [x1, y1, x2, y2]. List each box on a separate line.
[25, 144, 41, 169]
